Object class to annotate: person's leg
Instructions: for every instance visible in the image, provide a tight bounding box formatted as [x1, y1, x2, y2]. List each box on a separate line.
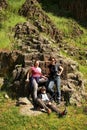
[36, 98, 51, 114]
[47, 102, 60, 113]
[48, 80, 55, 93]
[38, 77, 48, 87]
[47, 102, 67, 117]
[32, 79, 38, 100]
[36, 98, 49, 110]
[55, 76, 61, 103]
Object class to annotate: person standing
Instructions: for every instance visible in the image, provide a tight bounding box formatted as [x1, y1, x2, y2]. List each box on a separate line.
[48, 57, 63, 104]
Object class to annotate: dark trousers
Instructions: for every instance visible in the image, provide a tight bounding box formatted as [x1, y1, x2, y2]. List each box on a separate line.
[29, 77, 48, 101]
[36, 98, 60, 114]
[48, 76, 61, 101]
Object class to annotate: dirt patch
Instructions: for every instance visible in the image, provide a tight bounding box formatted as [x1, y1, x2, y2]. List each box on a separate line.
[16, 97, 42, 116]
[19, 104, 42, 116]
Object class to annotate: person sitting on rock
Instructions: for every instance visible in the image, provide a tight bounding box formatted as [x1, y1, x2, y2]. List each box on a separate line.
[36, 86, 67, 117]
[26, 60, 48, 102]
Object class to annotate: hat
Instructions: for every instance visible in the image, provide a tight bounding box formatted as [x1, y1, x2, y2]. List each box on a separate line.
[41, 86, 46, 91]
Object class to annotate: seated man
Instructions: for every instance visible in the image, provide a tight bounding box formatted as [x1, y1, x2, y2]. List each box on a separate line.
[36, 86, 67, 117]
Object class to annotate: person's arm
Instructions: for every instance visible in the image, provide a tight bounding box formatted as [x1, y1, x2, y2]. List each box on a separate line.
[47, 93, 52, 101]
[37, 94, 42, 99]
[26, 68, 32, 82]
[40, 68, 48, 79]
[46, 64, 51, 77]
[57, 66, 63, 76]
[41, 75, 48, 80]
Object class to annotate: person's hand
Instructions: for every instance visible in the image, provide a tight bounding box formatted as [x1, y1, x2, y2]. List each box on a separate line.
[26, 78, 29, 83]
[57, 73, 61, 76]
[48, 101, 51, 105]
[42, 75, 48, 80]
[57, 72, 61, 76]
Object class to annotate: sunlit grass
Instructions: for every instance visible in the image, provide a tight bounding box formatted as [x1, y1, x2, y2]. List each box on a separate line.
[47, 12, 87, 50]
[47, 13, 72, 36]
[0, 93, 87, 130]
[0, 12, 26, 50]
[79, 65, 87, 78]
[75, 33, 87, 48]
[0, 31, 11, 49]
[45, 6, 87, 81]
[0, 0, 26, 50]
[3, 12, 26, 28]
[8, 0, 26, 12]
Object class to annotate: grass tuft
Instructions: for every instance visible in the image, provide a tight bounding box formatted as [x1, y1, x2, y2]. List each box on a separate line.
[0, 0, 26, 50]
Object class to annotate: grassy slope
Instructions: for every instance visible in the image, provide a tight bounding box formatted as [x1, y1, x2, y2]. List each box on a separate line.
[0, 1, 87, 130]
[39, 1, 87, 80]
[0, 0, 87, 78]
[0, 92, 87, 130]
[0, 0, 26, 50]
[47, 13, 87, 79]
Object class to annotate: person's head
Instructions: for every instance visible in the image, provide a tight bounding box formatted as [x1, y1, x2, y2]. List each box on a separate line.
[50, 57, 56, 65]
[41, 86, 46, 94]
[34, 60, 40, 67]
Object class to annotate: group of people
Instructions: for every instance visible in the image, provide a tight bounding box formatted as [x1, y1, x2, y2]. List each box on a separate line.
[26, 57, 67, 117]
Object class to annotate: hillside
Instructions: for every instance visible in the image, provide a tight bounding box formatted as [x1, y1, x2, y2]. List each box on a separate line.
[0, 0, 87, 99]
[38, 0, 87, 22]
[38, 0, 87, 75]
[0, 0, 87, 130]
[0, 0, 87, 78]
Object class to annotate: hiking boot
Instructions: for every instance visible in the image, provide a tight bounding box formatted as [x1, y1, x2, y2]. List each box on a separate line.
[47, 108, 52, 115]
[58, 108, 67, 118]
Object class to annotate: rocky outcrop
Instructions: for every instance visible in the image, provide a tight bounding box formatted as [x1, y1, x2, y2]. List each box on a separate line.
[18, 0, 87, 65]
[0, 0, 86, 106]
[0, 50, 86, 106]
[19, 0, 62, 43]
[0, 0, 7, 10]
[0, 51, 24, 76]
[35, 0, 87, 65]
[14, 21, 58, 56]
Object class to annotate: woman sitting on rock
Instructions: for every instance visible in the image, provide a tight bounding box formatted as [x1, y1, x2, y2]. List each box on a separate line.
[26, 60, 48, 101]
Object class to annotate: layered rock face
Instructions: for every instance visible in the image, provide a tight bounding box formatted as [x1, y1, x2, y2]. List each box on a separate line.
[0, 49, 86, 106]
[0, 0, 7, 10]
[19, 0, 62, 43]
[0, 0, 87, 106]
[18, 0, 87, 65]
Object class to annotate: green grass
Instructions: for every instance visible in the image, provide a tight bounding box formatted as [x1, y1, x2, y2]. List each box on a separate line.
[79, 65, 87, 79]
[47, 14, 73, 37]
[42, 1, 87, 50]
[0, 0, 26, 50]
[47, 12, 87, 47]
[0, 1, 87, 130]
[75, 32, 87, 49]
[7, 0, 26, 13]
[42, 2, 87, 80]
[0, 30, 11, 49]
[0, 92, 87, 130]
